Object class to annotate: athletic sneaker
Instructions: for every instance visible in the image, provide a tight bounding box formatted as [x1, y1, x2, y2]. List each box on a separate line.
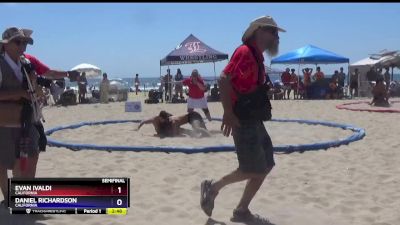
[230, 208, 270, 223]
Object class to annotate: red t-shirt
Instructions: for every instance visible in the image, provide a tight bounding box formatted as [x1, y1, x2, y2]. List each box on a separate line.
[290, 73, 298, 88]
[314, 71, 325, 80]
[24, 54, 50, 76]
[183, 77, 205, 99]
[223, 42, 265, 104]
[281, 72, 291, 85]
[303, 72, 311, 86]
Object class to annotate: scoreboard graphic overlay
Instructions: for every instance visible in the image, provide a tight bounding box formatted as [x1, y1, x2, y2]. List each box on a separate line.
[8, 178, 130, 215]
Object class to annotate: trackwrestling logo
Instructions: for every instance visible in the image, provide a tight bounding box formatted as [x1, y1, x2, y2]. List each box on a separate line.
[185, 42, 206, 53]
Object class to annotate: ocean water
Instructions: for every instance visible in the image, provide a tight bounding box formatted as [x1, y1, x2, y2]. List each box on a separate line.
[65, 76, 222, 90]
[65, 73, 400, 90]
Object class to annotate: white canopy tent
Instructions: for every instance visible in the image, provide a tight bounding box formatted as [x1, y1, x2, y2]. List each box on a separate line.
[350, 51, 400, 97]
[70, 63, 102, 78]
[349, 57, 382, 97]
[351, 57, 382, 67]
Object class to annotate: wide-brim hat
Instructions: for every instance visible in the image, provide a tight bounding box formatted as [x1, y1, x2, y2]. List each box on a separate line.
[0, 27, 34, 45]
[242, 16, 286, 42]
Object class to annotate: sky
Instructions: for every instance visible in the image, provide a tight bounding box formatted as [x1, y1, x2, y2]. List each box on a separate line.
[1, 3, 399, 78]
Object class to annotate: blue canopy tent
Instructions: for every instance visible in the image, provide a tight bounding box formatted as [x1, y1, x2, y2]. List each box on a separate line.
[160, 34, 228, 102]
[271, 44, 349, 65]
[271, 45, 350, 98]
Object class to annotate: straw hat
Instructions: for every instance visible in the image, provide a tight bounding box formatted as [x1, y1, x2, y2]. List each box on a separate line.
[0, 27, 34, 46]
[242, 16, 286, 42]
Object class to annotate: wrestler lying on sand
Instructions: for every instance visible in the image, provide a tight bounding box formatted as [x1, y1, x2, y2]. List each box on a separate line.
[370, 77, 390, 107]
[135, 110, 211, 138]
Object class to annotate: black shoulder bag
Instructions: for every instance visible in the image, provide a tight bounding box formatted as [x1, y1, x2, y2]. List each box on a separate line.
[232, 45, 272, 121]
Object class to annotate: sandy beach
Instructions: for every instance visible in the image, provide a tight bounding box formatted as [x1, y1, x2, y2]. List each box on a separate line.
[1, 93, 399, 225]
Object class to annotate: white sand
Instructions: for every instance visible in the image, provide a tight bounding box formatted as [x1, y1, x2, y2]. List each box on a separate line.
[339, 100, 400, 111]
[1, 94, 399, 225]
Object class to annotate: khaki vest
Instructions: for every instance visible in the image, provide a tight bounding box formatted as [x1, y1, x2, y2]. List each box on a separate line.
[0, 55, 23, 91]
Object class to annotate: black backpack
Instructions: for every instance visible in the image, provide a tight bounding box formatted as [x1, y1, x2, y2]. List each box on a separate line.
[60, 90, 77, 106]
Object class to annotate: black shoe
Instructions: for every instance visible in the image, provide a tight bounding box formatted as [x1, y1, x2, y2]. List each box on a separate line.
[200, 180, 217, 217]
[230, 208, 258, 223]
[231, 209, 272, 224]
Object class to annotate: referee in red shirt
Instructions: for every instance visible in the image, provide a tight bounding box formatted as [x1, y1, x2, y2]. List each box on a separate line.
[182, 69, 212, 122]
[200, 16, 285, 222]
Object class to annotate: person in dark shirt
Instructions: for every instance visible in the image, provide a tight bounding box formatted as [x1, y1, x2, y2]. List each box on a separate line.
[383, 67, 391, 90]
[78, 72, 88, 103]
[350, 68, 359, 98]
[338, 67, 346, 88]
[210, 83, 220, 101]
[366, 67, 377, 82]
[163, 69, 173, 101]
[174, 68, 184, 99]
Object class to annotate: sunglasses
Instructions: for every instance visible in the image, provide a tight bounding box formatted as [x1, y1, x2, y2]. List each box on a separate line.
[260, 27, 278, 36]
[12, 39, 29, 46]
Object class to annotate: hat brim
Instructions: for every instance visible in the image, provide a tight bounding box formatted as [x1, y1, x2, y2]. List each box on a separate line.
[12, 36, 34, 45]
[242, 24, 286, 42]
[0, 36, 33, 45]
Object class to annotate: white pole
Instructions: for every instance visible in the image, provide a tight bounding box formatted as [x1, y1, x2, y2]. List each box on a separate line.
[347, 63, 350, 97]
[159, 64, 162, 102]
[167, 65, 171, 103]
[213, 61, 216, 84]
[357, 67, 360, 98]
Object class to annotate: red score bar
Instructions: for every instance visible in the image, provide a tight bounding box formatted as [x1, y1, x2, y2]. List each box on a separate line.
[31, 185, 128, 196]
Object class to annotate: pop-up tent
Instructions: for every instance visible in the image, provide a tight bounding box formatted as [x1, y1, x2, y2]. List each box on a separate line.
[349, 57, 380, 97]
[271, 44, 349, 65]
[271, 45, 349, 65]
[271, 45, 349, 99]
[350, 50, 399, 97]
[271, 44, 349, 81]
[160, 34, 228, 66]
[160, 34, 228, 102]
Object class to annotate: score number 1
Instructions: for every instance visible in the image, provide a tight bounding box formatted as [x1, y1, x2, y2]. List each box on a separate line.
[117, 186, 122, 206]
[113, 186, 124, 206]
[112, 186, 124, 195]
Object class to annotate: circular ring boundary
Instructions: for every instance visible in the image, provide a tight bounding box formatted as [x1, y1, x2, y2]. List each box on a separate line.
[45, 118, 366, 154]
[336, 100, 400, 113]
